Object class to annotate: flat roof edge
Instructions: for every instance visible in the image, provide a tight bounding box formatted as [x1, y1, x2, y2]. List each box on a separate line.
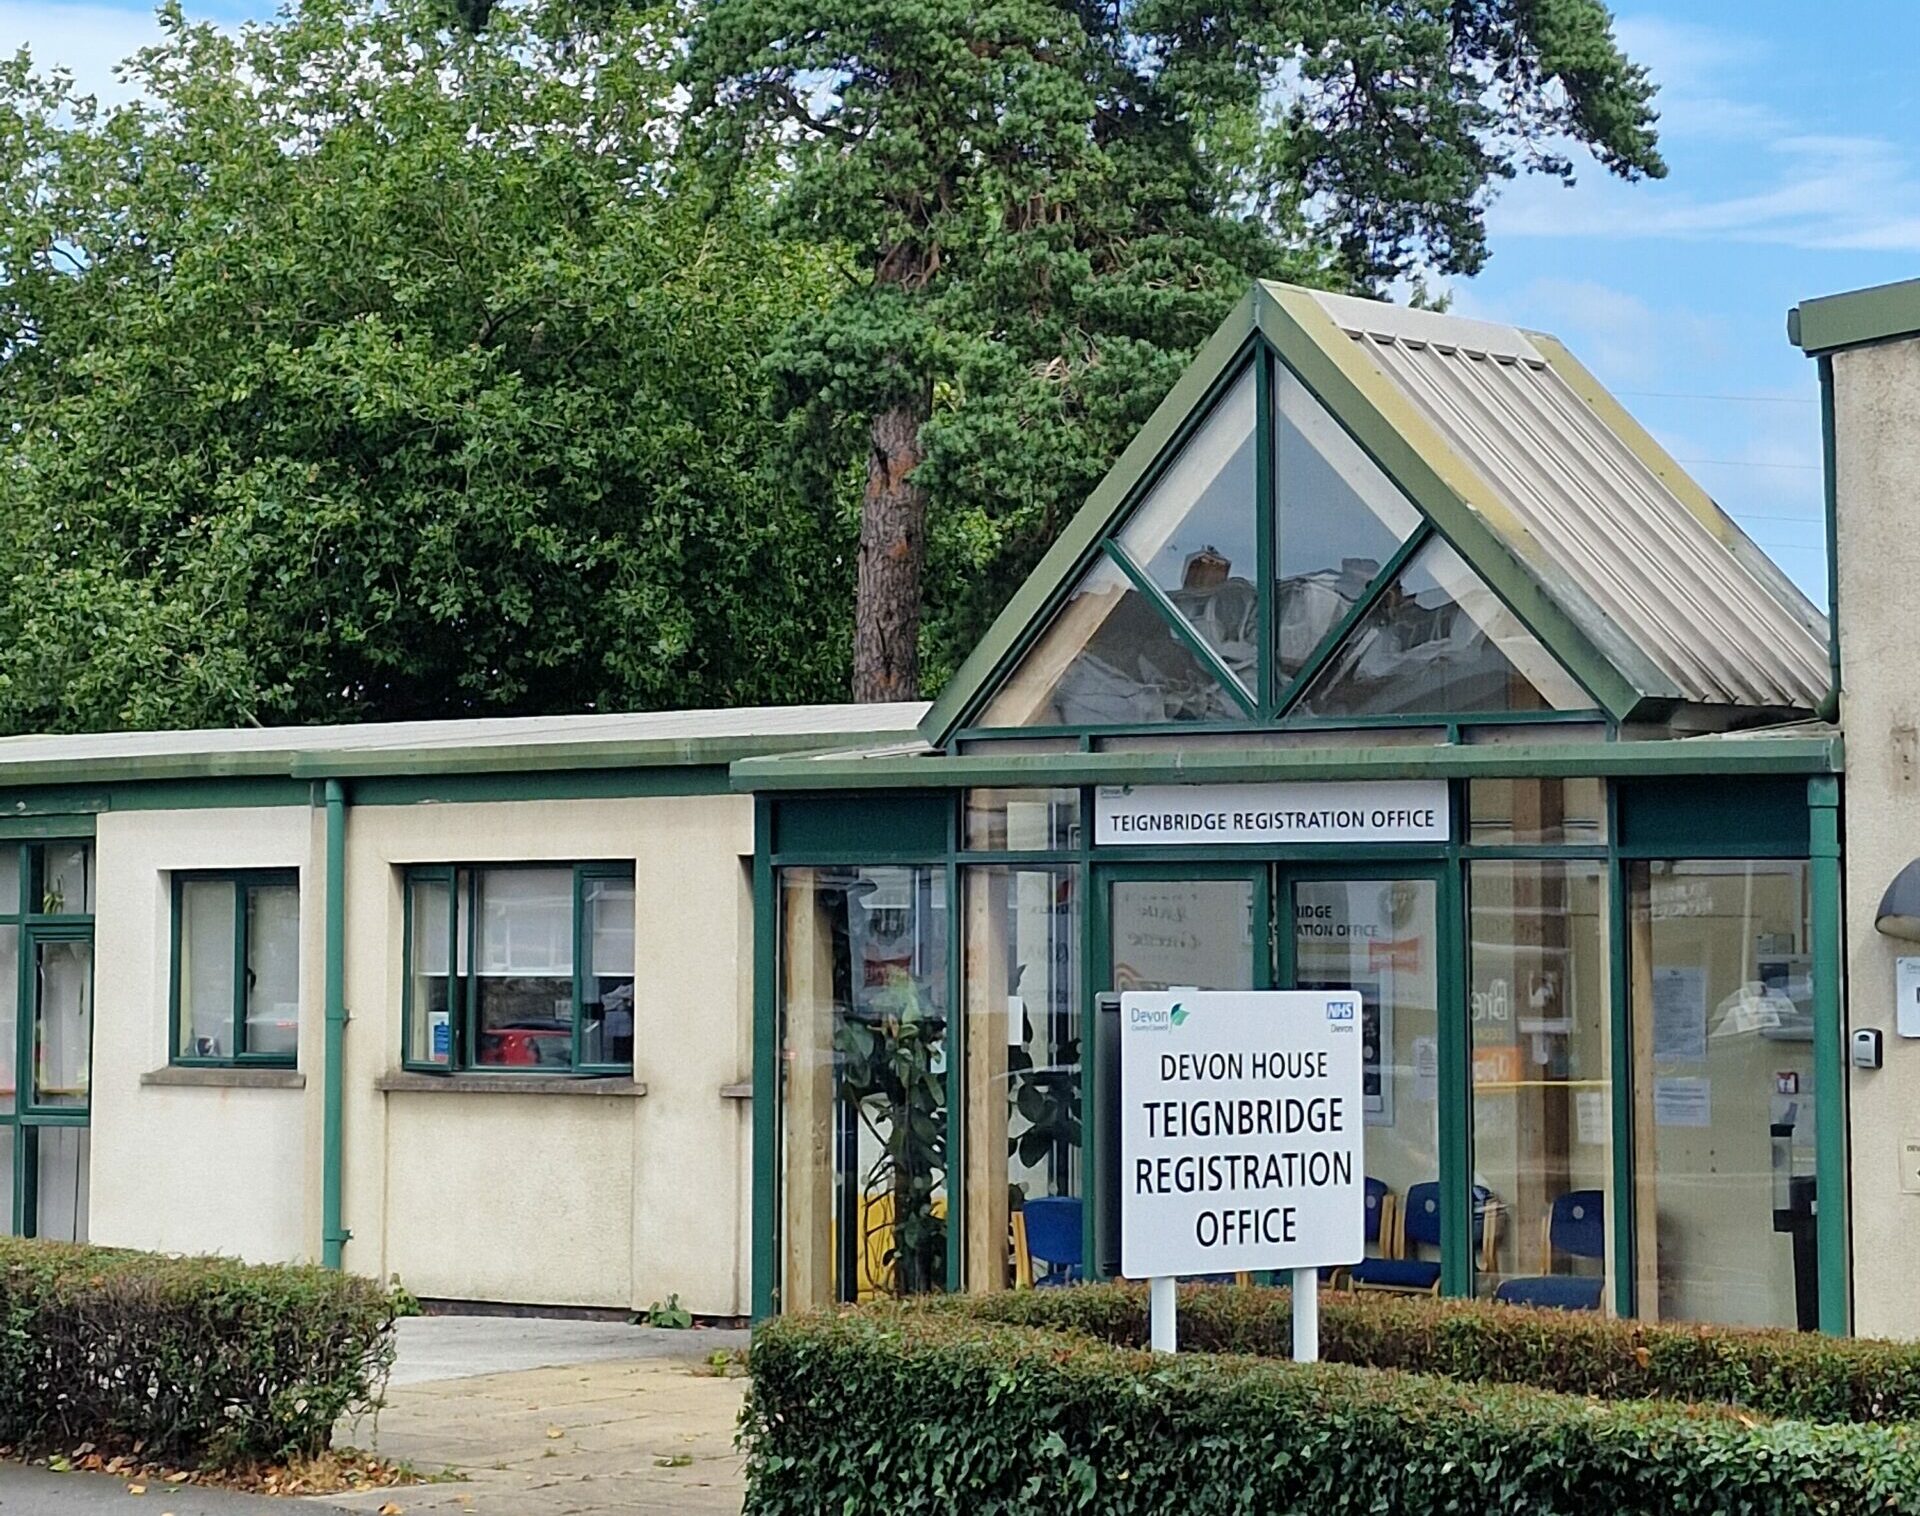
[1791, 278, 1920, 355]
[730, 735, 1845, 792]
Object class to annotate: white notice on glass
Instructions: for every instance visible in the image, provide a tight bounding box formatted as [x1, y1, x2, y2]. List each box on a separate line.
[1653, 1075, 1712, 1128]
[1651, 967, 1709, 1063]
[1574, 1089, 1608, 1146]
[1412, 1036, 1439, 1103]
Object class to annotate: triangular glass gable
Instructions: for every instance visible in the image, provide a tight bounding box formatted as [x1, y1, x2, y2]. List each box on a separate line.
[1292, 537, 1592, 717]
[978, 555, 1244, 728]
[1114, 367, 1259, 697]
[1272, 363, 1423, 686]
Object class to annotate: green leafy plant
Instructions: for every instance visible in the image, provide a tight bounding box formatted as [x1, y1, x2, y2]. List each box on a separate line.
[834, 967, 947, 1296]
[646, 1294, 694, 1330]
[0, 1239, 408, 1467]
[743, 1307, 1920, 1516]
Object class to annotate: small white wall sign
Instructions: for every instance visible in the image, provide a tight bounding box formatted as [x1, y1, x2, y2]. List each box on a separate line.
[1095, 781, 1449, 848]
[1897, 957, 1920, 1038]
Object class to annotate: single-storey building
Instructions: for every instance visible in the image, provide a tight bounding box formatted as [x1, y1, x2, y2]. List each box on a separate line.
[0, 279, 1881, 1335]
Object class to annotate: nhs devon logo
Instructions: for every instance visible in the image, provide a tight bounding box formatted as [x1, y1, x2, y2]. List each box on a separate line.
[1130, 1002, 1190, 1032]
[1324, 997, 1358, 1027]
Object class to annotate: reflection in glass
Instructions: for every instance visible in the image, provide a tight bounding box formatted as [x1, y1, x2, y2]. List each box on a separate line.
[1116, 368, 1258, 693]
[0, 925, 15, 1115]
[35, 1126, 87, 1242]
[40, 844, 93, 915]
[473, 868, 574, 1069]
[33, 939, 91, 1109]
[963, 789, 1080, 852]
[244, 884, 301, 1059]
[0, 1127, 12, 1235]
[179, 880, 238, 1058]
[1469, 861, 1611, 1308]
[1273, 364, 1423, 683]
[962, 867, 1079, 1290]
[979, 557, 1242, 728]
[1294, 538, 1590, 717]
[1108, 879, 1255, 992]
[779, 867, 949, 1310]
[1630, 860, 1814, 1328]
[1468, 778, 1607, 846]
[1294, 879, 1441, 1281]
[581, 876, 636, 1065]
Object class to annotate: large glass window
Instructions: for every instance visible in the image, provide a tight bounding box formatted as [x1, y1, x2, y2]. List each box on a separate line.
[1629, 860, 1815, 1329]
[778, 866, 949, 1311]
[173, 872, 301, 1065]
[1114, 367, 1259, 695]
[1294, 537, 1591, 717]
[403, 863, 635, 1074]
[978, 556, 1243, 728]
[1272, 363, 1423, 684]
[962, 867, 1079, 1290]
[1470, 861, 1613, 1308]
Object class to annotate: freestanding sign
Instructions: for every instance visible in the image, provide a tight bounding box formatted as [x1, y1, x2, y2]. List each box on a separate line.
[1120, 989, 1366, 1359]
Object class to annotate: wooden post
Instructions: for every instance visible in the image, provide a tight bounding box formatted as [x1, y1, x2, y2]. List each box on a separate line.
[782, 873, 839, 1312]
[964, 870, 1012, 1291]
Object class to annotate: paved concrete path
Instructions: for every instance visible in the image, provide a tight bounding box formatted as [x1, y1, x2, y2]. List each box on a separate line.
[0, 1461, 352, 1513]
[327, 1316, 751, 1515]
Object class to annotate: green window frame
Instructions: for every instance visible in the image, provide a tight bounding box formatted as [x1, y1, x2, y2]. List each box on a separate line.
[168, 869, 301, 1069]
[401, 861, 636, 1076]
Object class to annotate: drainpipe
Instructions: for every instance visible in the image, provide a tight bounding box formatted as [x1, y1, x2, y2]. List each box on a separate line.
[322, 779, 351, 1270]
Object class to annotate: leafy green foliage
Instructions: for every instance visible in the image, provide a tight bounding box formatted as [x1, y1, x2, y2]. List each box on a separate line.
[0, 1239, 409, 1465]
[0, 0, 857, 732]
[744, 1307, 1920, 1515]
[683, 0, 1664, 694]
[646, 1293, 694, 1329]
[927, 1282, 1920, 1423]
[835, 968, 948, 1294]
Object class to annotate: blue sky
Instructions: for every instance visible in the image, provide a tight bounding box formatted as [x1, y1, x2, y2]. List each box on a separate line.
[3, 2, 1909, 609]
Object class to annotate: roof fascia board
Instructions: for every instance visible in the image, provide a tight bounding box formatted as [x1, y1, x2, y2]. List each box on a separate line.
[1530, 333, 1830, 657]
[1256, 283, 1671, 719]
[0, 729, 910, 790]
[732, 733, 1843, 791]
[1790, 278, 1920, 355]
[917, 287, 1264, 746]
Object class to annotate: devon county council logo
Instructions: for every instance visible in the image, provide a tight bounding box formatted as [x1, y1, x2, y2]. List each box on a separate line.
[1169, 1004, 1190, 1026]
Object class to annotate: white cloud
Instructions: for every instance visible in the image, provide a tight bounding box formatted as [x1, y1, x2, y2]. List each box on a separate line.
[1451, 276, 1727, 386]
[0, 0, 172, 102]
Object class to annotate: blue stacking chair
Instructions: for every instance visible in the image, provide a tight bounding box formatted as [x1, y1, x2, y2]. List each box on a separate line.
[1348, 1181, 1497, 1294]
[1020, 1195, 1084, 1287]
[1321, 1177, 1393, 1288]
[1493, 1190, 1605, 1311]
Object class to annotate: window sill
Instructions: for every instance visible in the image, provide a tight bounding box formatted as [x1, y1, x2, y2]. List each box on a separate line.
[375, 1071, 648, 1097]
[142, 1066, 306, 1090]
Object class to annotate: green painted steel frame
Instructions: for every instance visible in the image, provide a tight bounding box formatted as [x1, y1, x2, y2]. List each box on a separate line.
[1809, 775, 1850, 1332]
[168, 869, 301, 1070]
[398, 861, 636, 1078]
[321, 781, 348, 1269]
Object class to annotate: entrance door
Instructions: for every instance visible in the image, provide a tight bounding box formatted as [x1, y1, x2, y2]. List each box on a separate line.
[1093, 862, 1458, 1287]
[1279, 867, 1449, 1290]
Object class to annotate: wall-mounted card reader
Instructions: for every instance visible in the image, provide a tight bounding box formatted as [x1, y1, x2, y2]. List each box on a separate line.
[1854, 1027, 1885, 1070]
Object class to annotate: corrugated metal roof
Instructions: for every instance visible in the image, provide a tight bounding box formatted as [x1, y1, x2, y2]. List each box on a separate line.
[0, 702, 927, 777]
[1303, 289, 1830, 710]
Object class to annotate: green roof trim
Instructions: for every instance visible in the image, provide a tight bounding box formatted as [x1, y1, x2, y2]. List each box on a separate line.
[1790, 278, 1920, 355]
[733, 732, 1843, 792]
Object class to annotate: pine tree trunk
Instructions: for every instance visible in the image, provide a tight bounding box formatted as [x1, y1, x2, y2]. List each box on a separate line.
[852, 398, 928, 703]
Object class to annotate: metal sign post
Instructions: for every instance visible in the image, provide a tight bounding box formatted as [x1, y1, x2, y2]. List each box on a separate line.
[1119, 989, 1365, 1358]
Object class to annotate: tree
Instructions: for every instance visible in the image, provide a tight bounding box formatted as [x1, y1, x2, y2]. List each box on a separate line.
[0, 0, 858, 733]
[682, 0, 1664, 701]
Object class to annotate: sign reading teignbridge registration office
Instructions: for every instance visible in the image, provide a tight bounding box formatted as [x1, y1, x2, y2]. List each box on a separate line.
[1120, 990, 1366, 1281]
[1095, 780, 1449, 847]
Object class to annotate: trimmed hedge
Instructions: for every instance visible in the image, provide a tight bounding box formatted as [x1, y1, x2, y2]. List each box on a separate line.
[0, 1239, 410, 1465]
[745, 1309, 1920, 1516]
[927, 1282, 1920, 1423]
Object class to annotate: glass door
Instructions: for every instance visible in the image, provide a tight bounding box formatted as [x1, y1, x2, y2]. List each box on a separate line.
[1278, 867, 1451, 1291]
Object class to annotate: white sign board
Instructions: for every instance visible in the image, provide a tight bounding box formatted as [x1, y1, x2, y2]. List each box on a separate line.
[1120, 989, 1365, 1281]
[1096, 781, 1448, 847]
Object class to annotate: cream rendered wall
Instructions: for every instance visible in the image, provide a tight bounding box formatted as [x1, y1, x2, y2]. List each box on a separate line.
[338, 793, 754, 1316]
[88, 806, 317, 1264]
[1833, 335, 1920, 1339]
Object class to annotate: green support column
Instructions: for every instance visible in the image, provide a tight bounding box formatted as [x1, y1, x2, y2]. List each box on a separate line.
[321, 780, 351, 1270]
[1809, 774, 1850, 1334]
[750, 796, 779, 1321]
